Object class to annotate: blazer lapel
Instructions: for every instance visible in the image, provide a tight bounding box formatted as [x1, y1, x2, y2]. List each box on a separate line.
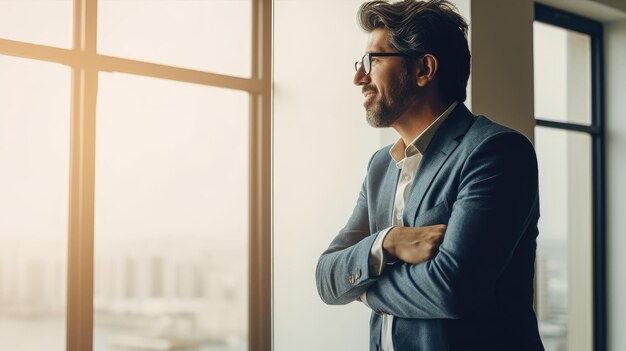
[404, 104, 475, 224]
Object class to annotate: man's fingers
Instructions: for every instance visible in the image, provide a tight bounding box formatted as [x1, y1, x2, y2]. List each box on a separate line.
[387, 225, 449, 264]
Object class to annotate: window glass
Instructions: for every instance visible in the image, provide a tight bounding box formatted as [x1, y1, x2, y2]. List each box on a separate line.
[534, 126, 593, 351]
[93, 72, 249, 351]
[0, 55, 70, 351]
[98, 0, 252, 77]
[534, 22, 591, 125]
[0, 0, 72, 48]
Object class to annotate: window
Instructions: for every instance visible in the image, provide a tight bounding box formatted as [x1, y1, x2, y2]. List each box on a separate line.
[0, 54, 71, 351]
[0, 1, 271, 350]
[533, 4, 605, 351]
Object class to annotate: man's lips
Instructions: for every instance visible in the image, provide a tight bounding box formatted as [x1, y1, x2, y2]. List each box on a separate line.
[363, 91, 375, 107]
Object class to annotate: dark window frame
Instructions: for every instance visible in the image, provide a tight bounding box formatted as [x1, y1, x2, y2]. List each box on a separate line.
[534, 3, 606, 351]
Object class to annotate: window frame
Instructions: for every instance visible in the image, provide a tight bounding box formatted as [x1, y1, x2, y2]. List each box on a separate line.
[0, 0, 273, 350]
[534, 3, 606, 351]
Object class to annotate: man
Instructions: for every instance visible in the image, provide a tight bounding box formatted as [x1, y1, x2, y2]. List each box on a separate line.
[315, 1, 545, 350]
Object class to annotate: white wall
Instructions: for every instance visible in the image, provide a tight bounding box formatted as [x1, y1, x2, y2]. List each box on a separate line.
[273, 1, 379, 350]
[605, 19, 626, 351]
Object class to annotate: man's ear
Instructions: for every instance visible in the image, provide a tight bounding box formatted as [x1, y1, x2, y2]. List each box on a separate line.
[416, 54, 439, 88]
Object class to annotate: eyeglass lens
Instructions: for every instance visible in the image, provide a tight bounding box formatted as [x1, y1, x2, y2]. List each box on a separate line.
[355, 54, 371, 74]
[363, 54, 370, 74]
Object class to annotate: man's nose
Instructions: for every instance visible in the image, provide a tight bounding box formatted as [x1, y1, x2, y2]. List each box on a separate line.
[353, 66, 370, 86]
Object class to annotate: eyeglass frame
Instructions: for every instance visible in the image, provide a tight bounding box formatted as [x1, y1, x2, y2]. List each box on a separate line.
[354, 52, 427, 75]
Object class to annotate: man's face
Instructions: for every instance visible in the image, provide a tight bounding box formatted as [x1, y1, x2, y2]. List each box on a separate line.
[354, 28, 415, 128]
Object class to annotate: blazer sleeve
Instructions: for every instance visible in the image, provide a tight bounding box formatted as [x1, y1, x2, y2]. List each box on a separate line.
[315, 151, 385, 305]
[365, 132, 539, 319]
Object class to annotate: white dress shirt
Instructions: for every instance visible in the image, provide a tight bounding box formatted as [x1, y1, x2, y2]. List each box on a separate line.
[362, 101, 457, 351]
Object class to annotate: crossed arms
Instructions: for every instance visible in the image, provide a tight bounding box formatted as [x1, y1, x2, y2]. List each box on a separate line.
[315, 132, 539, 319]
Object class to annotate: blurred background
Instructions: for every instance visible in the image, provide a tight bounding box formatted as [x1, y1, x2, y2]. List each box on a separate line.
[1, 1, 625, 351]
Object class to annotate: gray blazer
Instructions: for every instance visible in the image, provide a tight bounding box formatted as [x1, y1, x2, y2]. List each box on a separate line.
[316, 104, 544, 351]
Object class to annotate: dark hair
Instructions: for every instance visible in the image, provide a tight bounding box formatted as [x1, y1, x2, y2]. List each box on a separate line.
[358, 0, 470, 102]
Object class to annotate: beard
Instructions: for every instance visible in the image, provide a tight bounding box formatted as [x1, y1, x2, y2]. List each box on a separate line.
[363, 68, 414, 128]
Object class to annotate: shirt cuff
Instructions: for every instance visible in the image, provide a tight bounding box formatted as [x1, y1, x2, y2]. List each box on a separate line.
[359, 291, 370, 308]
[368, 226, 396, 277]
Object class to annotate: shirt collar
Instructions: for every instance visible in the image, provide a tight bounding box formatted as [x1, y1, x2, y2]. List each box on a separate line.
[389, 101, 458, 164]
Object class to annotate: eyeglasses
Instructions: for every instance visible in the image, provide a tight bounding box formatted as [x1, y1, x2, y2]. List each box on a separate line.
[354, 52, 409, 75]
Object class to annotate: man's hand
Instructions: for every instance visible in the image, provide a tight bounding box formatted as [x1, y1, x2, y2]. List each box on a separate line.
[383, 225, 446, 264]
